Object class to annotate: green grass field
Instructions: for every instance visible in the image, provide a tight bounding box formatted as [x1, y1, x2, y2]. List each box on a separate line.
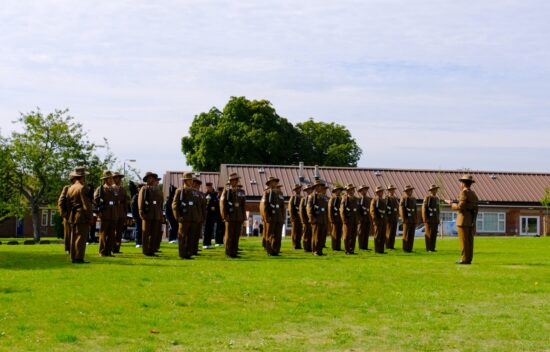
[0, 236, 548, 352]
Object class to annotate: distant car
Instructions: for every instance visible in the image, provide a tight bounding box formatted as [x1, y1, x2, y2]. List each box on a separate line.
[397, 221, 457, 237]
[397, 223, 427, 237]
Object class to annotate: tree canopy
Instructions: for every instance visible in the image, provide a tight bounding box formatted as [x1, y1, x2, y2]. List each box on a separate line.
[181, 97, 362, 171]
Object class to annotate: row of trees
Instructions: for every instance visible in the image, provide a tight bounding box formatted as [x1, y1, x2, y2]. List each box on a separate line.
[181, 96, 362, 171]
[0, 109, 115, 240]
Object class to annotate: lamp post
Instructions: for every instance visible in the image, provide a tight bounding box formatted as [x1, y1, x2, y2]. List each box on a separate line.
[123, 159, 136, 178]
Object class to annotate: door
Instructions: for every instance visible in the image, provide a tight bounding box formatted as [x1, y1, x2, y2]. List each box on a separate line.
[519, 216, 539, 236]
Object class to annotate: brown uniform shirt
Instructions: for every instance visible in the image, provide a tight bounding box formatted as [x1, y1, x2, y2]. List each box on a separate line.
[58, 185, 70, 219]
[94, 184, 119, 221]
[400, 195, 417, 225]
[385, 196, 399, 223]
[220, 186, 245, 222]
[138, 185, 163, 220]
[307, 193, 328, 225]
[172, 186, 202, 223]
[260, 189, 280, 223]
[67, 182, 93, 224]
[340, 195, 359, 225]
[370, 196, 387, 224]
[288, 194, 302, 222]
[452, 189, 479, 227]
[299, 196, 310, 224]
[422, 195, 440, 224]
[114, 185, 128, 220]
[358, 196, 372, 224]
[328, 195, 342, 224]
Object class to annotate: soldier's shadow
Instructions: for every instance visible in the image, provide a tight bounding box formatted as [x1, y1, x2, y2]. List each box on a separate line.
[0, 249, 68, 270]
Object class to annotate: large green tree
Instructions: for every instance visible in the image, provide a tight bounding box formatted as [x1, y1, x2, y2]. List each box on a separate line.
[0, 109, 114, 240]
[181, 97, 362, 171]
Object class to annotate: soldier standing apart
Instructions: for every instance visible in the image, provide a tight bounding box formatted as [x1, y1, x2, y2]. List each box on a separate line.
[385, 184, 399, 250]
[138, 172, 163, 256]
[340, 184, 359, 255]
[260, 176, 282, 256]
[400, 185, 417, 253]
[307, 180, 329, 256]
[299, 184, 314, 252]
[203, 182, 219, 249]
[370, 186, 388, 254]
[446, 175, 479, 264]
[214, 186, 225, 247]
[288, 184, 303, 250]
[94, 171, 118, 257]
[328, 186, 344, 251]
[67, 167, 92, 264]
[58, 174, 76, 254]
[357, 185, 372, 251]
[422, 184, 441, 252]
[172, 172, 199, 259]
[112, 172, 128, 254]
[220, 173, 245, 258]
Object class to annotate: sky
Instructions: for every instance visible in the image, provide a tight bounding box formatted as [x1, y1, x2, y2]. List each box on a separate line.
[1, 0, 549, 176]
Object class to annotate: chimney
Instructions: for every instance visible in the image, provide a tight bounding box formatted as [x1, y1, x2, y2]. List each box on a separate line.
[314, 165, 320, 180]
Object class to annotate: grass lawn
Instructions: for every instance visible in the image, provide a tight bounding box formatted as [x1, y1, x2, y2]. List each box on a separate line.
[0, 236, 548, 352]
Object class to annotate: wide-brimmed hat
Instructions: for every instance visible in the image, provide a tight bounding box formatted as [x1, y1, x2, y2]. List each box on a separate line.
[357, 185, 369, 192]
[332, 185, 344, 192]
[303, 184, 314, 192]
[459, 175, 475, 183]
[113, 172, 124, 179]
[375, 185, 385, 193]
[205, 182, 213, 186]
[217, 186, 224, 191]
[292, 184, 302, 192]
[229, 173, 240, 181]
[403, 185, 415, 192]
[69, 166, 89, 179]
[428, 184, 440, 191]
[193, 177, 202, 185]
[345, 184, 356, 191]
[265, 176, 280, 186]
[182, 172, 194, 181]
[142, 171, 159, 182]
[387, 184, 397, 190]
[101, 170, 114, 179]
[313, 180, 326, 188]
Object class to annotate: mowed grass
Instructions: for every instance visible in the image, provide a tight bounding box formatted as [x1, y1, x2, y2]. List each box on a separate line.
[0, 236, 548, 352]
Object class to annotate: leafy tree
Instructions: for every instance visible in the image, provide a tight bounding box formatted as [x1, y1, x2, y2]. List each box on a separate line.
[295, 118, 362, 167]
[182, 97, 300, 171]
[0, 109, 114, 240]
[540, 187, 550, 236]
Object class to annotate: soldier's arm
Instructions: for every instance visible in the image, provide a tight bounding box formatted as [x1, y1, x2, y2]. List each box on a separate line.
[138, 188, 146, 219]
[172, 189, 181, 221]
[452, 191, 469, 211]
[57, 186, 68, 217]
[80, 188, 93, 221]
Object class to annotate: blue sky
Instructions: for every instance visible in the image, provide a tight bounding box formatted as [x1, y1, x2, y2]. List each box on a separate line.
[1, 0, 549, 175]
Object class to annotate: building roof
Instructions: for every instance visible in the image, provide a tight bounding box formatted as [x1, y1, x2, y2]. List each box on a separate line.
[164, 164, 550, 204]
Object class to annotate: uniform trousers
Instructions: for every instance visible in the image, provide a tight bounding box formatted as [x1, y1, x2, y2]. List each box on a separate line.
[290, 220, 303, 249]
[224, 221, 241, 257]
[99, 219, 116, 256]
[191, 222, 202, 255]
[385, 220, 397, 249]
[330, 222, 343, 251]
[177, 222, 193, 258]
[114, 216, 126, 253]
[358, 220, 371, 250]
[311, 223, 327, 255]
[342, 222, 357, 254]
[70, 223, 89, 261]
[63, 218, 71, 252]
[203, 219, 216, 246]
[458, 226, 474, 263]
[215, 219, 225, 245]
[424, 222, 438, 251]
[134, 218, 142, 246]
[302, 222, 312, 252]
[373, 220, 386, 253]
[264, 221, 282, 255]
[402, 223, 416, 252]
[142, 219, 161, 256]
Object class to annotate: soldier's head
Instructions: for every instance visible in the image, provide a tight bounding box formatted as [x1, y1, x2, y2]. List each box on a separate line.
[345, 184, 355, 197]
[375, 185, 385, 197]
[331, 186, 343, 196]
[182, 172, 194, 187]
[428, 184, 439, 196]
[113, 172, 124, 185]
[265, 176, 279, 189]
[303, 184, 314, 195]
[205, 182, 213, 192]
[229, 173, 240, 188]
[387, 184, 396, 196]
[292, 184, 302, 195]
[193, 177, 202, 190]
[403, 185, 414, 196]
[458, 175, 475, 189]
[102, 170, 114, 186]
[70, 167, 88, 184]
[217, 186, 224, 194]
[314, 180, 327, 195]
[143, 172, 158, 185]
[358, 185, 369, 196]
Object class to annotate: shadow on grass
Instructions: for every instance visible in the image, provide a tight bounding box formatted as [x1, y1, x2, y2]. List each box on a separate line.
[0, 251, 69, 270]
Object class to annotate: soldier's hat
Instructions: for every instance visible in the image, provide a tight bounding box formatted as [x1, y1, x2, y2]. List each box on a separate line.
[265, 176, 279, 186]
[403, 185, 415, 192]
[375, 185, 385, 193]
[459, 175, 475, 183]
[357, 185, 369, 192]
[182, 172, 194, 181]
[332, 185, 344, 192]
[229, 173, 240, 181]
[303, 184, 314, 192]
[313, 179, 326, 188]
[345, 184, 356, 191]
[69, 166, 89, 179]
[387, 184, 397, 190]
[142, 171, 159, 182]
[237, 184, 243, 188]
[205, 182, 213, 186]
[217, 186, 224, 191]
[193, 177, 202, 185]
[292, 184, 302, 192]
[101, 170, 114, 179]
[428, 184, 440, 191]
[113, 172, 124, 178]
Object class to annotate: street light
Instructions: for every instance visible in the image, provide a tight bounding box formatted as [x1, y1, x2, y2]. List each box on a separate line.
[123, 159, 136, 178]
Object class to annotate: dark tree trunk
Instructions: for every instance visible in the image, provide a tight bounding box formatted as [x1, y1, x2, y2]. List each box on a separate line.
[31, 202, 41, 241]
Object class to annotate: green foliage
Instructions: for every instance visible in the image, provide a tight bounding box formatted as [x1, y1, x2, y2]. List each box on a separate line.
[181, 97, 362, 171]
[540, 187, 550, 209]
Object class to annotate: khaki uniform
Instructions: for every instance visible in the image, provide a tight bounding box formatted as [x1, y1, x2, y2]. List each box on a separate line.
[452, 189, 478, 263]
[358, 196, 372, 250]
[67, 182, 92, 262]
[57, 185, 71, 253]
[299, 196, 312, 252]
[422, 195, 440, 251]
[260, 188, 283, 255]
[340, 195, 359, 254]
[138, 184, 163, 256]
[307, 192, 328, 255]
[94, 184, 119, 256]
[400, 194, 417, 252]
[385, 196, 399, 249]
[113, 185, 128, 253]
[220, 186, 245, 257]
[328, 194, 343, 251]
[370, 196, 387, 253]
[172, 185, 201, 258]
[288, 194, 303, 249]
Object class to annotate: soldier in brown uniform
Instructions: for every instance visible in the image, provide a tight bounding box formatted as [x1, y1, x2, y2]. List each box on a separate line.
[94, 171, 118, 257]
[357, 185, 372, 251]
[422, 184, 441, 252]
[112, 172, 128, 254]
[299, 184, 314, 252]
[172, 172, 200, 259]
[370, 186, 388, 254]
[328, 186, 344, 251]
[58, 174, 76, 254]
[67, 167, 92, 263]
[340, 184, 359, 255]
[446, 175, 479, 264]
[288, 184, 303, 250]
[260, 176, 283, 256]
[138, 172, 163, 256]
[400, 185, 417, 253]
[220, 173, 245, 258]
[385, 184, 399, 250]
[307, 180, 329, 256]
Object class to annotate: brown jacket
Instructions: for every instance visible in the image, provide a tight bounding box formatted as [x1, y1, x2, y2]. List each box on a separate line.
[138, 185, 163, 220]
[172, 186, 201, 223]
[422, 195, 440, 224]
[114, 185, 128, 220]
[358, 196, 372, 224]
[328, 195, 342, 224]
[220, 186, 245, 222]
[452, 188, 479, 227]
[400, 195, 417, 225]
[385, 196, 399, 223]
[57, 185, 70, 219]
[288, 194, 302, 222]
[260, 188, 281, 223]
[340, 195, 359, 225]
[370, 196, 387, 224]
[94, 184, 119, 221]
[67, 182, 93, 224]
[307, 192, 328, 225]
[299, 196, 310, 224]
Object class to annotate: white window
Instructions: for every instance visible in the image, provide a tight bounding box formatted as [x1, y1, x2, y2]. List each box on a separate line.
[477, 212, 505, 233]
[50, 210, 57, 226]
[441, 211, 457, 222]
[41, 211, 48, 226]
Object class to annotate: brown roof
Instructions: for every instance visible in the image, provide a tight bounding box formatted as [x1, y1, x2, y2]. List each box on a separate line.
[164, 164, 550, 204]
